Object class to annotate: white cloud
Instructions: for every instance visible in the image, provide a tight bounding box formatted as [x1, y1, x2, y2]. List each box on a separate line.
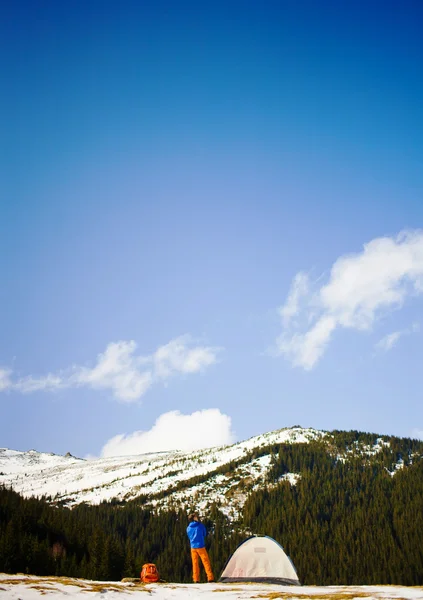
[100, 408, 235, 457]
[0, 336, 221, 403]
[0, 368, 12, 392]
[374, 321, 420, 353]
[279, 272, 309, 327]
[411, 428, 423, 441]
[375, 331, 403, 352]
[277, 316, 337, 370]
[277, 230, 423, 369]
[73, 341, 153, 402]
[14, 373, 64, 393]
[153, 336, 218, 380]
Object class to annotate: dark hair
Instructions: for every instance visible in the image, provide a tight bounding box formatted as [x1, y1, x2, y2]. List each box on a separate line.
[188, 512, 198, 522]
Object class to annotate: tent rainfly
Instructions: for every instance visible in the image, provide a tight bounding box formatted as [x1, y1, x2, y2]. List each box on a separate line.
[219, 535, 300, 585]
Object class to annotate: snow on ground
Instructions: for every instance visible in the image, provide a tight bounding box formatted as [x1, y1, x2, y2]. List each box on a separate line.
[150, 453, 277, 520]
[386, 458, 405, 477]
[278, 473, 301, 485]
[0, 427, 324, 512]
[335, 438, 390, 462]
[333, 438, 410, 477]
[1, 574, 422, 600]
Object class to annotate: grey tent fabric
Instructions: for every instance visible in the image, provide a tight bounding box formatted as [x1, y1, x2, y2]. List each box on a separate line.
[219, 535, 300, 585]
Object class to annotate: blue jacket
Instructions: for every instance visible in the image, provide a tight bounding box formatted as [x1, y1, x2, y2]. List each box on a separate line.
[186, 521, 207, 549]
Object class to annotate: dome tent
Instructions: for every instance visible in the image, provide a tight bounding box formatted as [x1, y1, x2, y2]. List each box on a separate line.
[219, 535, 300, 585]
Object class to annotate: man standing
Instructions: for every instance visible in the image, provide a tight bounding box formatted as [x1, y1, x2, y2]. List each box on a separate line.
[186, 512, 215, 583]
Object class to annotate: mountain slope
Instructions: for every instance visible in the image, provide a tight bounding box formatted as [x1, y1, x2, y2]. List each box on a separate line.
[1, 426, 420, 519]
[0, 427, 322, 515]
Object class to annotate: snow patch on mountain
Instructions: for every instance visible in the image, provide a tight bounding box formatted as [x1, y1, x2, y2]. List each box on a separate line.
[0, 427, 323, 512]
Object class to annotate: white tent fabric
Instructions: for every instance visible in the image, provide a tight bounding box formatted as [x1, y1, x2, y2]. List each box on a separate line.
[219, 535, 300, 585]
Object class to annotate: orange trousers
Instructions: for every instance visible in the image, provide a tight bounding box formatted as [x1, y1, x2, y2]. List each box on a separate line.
[190, 547, 214, 582]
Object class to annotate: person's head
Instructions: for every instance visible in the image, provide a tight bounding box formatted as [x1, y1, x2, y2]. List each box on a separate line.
[188, 512, 199, 522]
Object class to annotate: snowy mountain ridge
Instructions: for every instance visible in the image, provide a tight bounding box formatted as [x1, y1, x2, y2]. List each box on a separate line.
[0, 426, 414, 518]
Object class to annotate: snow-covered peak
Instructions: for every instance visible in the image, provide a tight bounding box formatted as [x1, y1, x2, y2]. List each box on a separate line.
[3, 426, 415, 518]
[0, 426, 323, 513]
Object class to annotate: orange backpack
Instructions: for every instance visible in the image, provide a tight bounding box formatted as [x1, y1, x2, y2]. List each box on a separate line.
[140, 563, 160, 583]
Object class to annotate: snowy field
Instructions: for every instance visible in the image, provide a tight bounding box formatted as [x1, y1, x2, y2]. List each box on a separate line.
[1, 575, 422, 600]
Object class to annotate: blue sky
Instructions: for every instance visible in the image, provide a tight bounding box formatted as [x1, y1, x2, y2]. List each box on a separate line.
[1, 0, 423, 457]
